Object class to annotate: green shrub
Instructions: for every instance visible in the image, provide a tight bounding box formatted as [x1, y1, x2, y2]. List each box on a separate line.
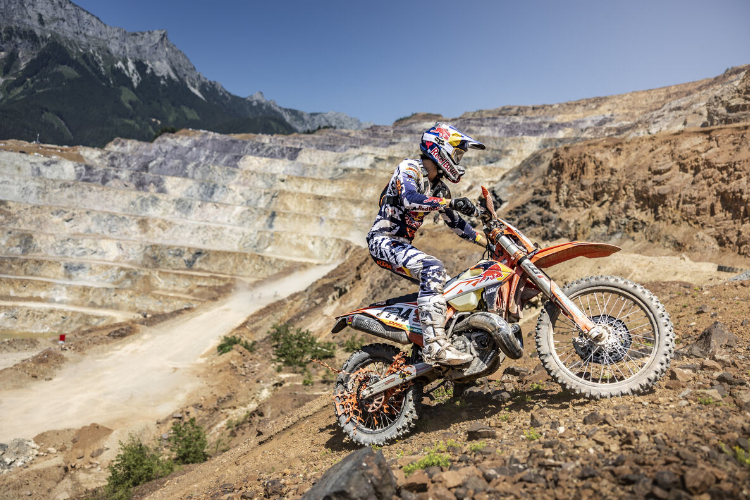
[468, 441, 487, 452]
[342, 335, 366, 352]
[735, 446, 750, 470]
[168, 418, 208, 464]
[216, 335, 256, 355]
[524, 428, 540, 441]
[445, 439, 461, 449]
[269, 323, 335, 370]
[431, 385, 453, 403]
[403, 451, 450, 476]
[104, 435, 174, 500]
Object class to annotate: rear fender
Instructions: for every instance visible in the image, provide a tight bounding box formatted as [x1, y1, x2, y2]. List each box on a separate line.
[531, 242, 620, 269]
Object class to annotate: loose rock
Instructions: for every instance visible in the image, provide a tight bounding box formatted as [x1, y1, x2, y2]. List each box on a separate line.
[582, 412, 604, 425]
[692, 321, 739, 355]
[683, 468, 716, 495]
[300, 447, 397, 500]
[466, 422, 496, 441]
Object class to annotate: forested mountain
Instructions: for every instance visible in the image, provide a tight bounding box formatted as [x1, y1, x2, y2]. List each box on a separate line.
[0, 0, 369, 146]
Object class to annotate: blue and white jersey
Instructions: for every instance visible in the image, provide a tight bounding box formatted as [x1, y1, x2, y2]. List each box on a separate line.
[368, 159, 479, 243]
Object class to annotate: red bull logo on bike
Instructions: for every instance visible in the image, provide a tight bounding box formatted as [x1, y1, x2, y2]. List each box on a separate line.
[444, 262, 513, 297]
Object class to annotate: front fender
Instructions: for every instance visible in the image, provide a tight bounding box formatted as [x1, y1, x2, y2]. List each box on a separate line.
[531, 242, 620, 269]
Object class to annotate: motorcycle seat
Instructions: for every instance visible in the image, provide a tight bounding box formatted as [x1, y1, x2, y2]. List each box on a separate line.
[385, 292, 418, 305]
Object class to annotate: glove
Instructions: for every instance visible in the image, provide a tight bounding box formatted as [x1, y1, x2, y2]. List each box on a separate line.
[449, 197, 479, 217]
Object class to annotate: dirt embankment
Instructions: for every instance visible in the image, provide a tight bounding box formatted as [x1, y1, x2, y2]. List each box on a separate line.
[498, 123, 750, 263]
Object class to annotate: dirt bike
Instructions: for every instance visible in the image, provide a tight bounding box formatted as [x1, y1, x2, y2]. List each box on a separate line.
[330, 187, 674, 445]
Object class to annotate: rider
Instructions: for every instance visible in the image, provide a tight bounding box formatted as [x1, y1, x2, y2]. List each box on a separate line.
[367, 123, 488, 366]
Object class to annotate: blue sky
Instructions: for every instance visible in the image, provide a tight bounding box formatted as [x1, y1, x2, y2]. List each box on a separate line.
[74, 0, 750, 125]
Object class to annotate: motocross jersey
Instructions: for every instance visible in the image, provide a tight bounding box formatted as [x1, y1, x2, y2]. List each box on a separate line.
[368, 159, 479, 243]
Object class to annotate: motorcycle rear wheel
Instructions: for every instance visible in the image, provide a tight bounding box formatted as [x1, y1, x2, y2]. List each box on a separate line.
[535, 275, 674, 398]
[334, 343, 421, 445]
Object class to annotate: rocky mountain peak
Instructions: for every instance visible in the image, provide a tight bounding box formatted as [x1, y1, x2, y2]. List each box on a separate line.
[0, 0, 372, 144]
[0, 0, 207, 86]
[249, 91, 266, 102]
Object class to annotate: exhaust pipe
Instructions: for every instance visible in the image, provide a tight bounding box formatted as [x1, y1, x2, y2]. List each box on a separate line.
[337, 314, 411, 345]
[454, 312, 524, 359]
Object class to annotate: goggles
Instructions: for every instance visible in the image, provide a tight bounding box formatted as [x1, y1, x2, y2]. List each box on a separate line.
[452, 147, 466, 164]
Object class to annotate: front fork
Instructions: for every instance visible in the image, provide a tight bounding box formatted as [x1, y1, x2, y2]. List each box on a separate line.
[496, 235, 600, 338]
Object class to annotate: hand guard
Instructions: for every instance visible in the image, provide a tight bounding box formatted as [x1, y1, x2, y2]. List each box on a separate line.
[476, 195, 489, 222]
[449, 197, 479, 218]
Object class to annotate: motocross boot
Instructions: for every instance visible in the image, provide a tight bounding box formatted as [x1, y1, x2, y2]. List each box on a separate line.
[418, 296, 472, 366]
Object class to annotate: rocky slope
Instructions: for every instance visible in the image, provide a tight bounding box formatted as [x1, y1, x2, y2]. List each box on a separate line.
[496, 123, 750, 261]
[0, 0, 370, 146]
[96, 267, 749, 500]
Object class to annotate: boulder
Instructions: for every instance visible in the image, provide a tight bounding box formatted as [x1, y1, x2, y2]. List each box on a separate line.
[524, 364, 551, 383]
[733, 389, 750, 406]
[653, 470, 681, 491]
[701, 359, 722, 371]
[491, 391, 512, 403]
[697, 389, 724, 402]
[300, 447, 397, 500]
[529, 410, 546, 428]
[683, 468, 716, 495]
[503, 366, 530, 378]
[466, 422, 496, 441]
[263, 480, 284, 498]
[425, 485, 455, 500]
[692, 322, 738, 355]
[582, 412, 604, 425]
[463, 475, 488, 493]
[665, 380, 685, 391]
[717, 372, 738, 385]
[435, 470, 463, 489]
[669, 368, 692, 382]
[401, 470, 429, 493]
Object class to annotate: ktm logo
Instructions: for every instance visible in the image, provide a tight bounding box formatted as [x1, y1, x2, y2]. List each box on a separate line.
[375, 259, 393, 270]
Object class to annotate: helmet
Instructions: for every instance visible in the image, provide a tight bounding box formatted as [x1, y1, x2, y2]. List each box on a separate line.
[420, 123, 485, 183]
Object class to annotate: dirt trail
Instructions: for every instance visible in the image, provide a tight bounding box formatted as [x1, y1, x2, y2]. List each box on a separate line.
[0, 263, 338, 442]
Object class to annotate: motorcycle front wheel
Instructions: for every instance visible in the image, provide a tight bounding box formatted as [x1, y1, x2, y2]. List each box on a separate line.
[535, 275, 674, 398]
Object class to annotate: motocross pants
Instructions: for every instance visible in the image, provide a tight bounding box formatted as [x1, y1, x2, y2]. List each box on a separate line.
[366, 233, 448, 342]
